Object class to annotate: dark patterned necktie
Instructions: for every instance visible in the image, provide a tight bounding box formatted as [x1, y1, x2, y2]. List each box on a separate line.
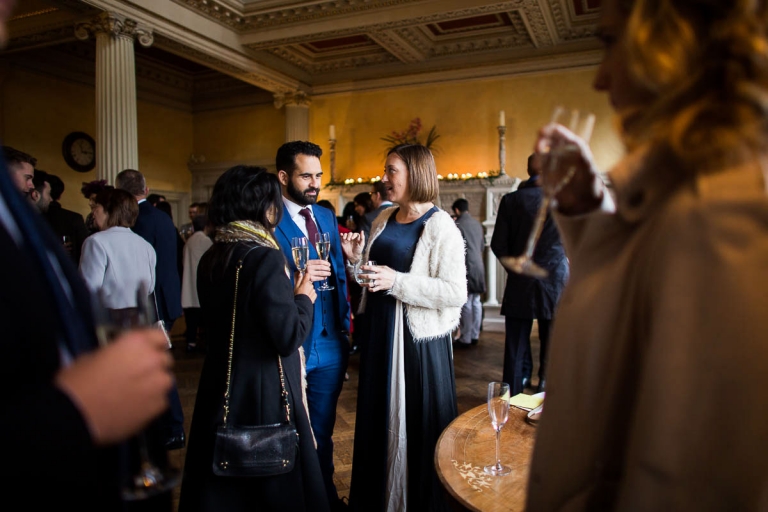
[298, 207, 320, 243]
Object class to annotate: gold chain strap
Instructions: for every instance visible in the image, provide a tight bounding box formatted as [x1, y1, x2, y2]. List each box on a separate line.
[222, 255, 291, 427]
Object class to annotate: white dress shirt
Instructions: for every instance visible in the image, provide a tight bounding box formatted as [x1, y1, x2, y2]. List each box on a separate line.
[282, 197, 317, 239]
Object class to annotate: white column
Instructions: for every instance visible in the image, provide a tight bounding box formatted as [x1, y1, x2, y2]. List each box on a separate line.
[274, 91, 311, 142]
[76, 12, 153, 185]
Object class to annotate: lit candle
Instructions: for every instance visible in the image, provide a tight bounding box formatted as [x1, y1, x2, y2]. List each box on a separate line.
[499, 110, 505, 127]
[329, 124, 336, 140]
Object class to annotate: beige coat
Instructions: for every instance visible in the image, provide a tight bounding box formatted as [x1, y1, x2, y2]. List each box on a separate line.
[526, 148, 768, 511]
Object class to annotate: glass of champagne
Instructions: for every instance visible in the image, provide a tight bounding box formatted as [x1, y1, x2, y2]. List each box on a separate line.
[354, 260, 377, 285]
[484, 381, 512, 476]
[93, 285, 181, 501]
[500, 105, 595, 279]
[291, 236, 309, 276]
[314, 231, 335, 291]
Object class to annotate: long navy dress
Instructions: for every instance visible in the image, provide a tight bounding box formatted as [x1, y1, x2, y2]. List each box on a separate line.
[349, 206, 458, 512]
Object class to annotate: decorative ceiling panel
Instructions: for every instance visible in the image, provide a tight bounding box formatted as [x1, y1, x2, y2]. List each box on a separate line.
[7, 0, 603, 93]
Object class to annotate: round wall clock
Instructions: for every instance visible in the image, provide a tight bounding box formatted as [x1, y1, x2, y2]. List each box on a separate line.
[62, 131, 96, 173]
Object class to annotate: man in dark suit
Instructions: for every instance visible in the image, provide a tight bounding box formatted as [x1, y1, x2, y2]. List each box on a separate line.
[42, 172, 89, 264]
[452, 198, 486, 347]
[0, 144, 173, 504]
[116, 168, 186, 450]
[491, 155, 569, 395]
[273, 141, 350, 512]
[360, 180, 393, 240]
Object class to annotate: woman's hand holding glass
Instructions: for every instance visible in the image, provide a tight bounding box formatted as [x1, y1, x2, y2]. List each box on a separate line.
[294, 267, 317, 303]
[361, 263, 396, 292]
[534, 119, 606, 216]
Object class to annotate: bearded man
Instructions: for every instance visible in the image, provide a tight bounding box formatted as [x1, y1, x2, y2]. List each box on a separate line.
[272, 140, 351, 512]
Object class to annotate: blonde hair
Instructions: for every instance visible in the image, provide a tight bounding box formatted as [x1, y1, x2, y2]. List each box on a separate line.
[618, 0, 768, 173]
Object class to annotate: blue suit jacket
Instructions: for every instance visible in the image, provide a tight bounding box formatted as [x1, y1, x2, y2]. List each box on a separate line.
[132, 201, 183, 323]
[274, 203, 350, 350]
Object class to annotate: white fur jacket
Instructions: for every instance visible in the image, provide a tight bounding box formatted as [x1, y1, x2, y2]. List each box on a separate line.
[357, 206, 467, 342]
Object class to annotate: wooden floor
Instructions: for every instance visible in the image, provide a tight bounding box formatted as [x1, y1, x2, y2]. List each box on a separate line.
[167, 315, 542, 509]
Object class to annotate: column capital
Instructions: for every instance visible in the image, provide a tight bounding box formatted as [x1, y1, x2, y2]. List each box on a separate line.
[75, 11, 154, 48]
[273, 90, 311, 109]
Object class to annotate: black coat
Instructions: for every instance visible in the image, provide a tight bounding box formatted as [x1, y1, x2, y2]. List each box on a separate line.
[132, 201, 183, 323]
[44, 200, 89, 265]
[0, 166, 121, 507]
[179, 242, 329, 512]
[491, 178, 568, 319]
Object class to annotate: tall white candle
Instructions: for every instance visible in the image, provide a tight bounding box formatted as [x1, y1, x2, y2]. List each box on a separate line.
[329, 124, 336, 140]
[499, 110, 505, 127]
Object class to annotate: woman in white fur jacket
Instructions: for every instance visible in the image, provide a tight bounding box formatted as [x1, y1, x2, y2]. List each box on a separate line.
[341, 144, 467, 512]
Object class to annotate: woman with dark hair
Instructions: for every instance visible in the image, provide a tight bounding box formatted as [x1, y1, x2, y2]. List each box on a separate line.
[341, 144, 467, 511]
[178, 166, 326, 512]
[80, 179, 113, 234]
[78, 188, 156, 310]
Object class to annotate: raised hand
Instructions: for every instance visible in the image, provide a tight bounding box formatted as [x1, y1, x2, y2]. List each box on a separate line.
[340, 231, 365, 264]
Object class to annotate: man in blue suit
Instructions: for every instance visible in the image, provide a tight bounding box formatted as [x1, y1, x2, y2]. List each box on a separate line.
[116, 168, 186, 450]
[274, 141, 350, 511]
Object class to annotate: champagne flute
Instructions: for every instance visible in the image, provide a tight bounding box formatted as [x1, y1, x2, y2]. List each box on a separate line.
[484, 381, 512, 476]
[354, 260, 377, 285]
[291, 236, 309, 276]
[500, 106, 595, 279]
[93, 285, 181, 501]
[314, 232, 335, 291]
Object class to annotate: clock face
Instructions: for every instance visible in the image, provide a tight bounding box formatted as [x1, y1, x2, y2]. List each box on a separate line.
[62, 132, 96, 172]
[71, 138, 94, 166]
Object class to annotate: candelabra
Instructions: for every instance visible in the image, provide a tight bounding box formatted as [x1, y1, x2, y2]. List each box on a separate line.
[329, 138, 337, 183]
[497, 125, 507, 175]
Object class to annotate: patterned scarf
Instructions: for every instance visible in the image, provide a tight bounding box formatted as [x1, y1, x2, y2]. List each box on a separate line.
[215, 220, 279, 249]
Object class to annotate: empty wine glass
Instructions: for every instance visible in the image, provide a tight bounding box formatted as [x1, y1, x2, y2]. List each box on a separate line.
[291, 236, 309, 276]
[484, 381, 512, 476]
[314, 232, 335, 291]
[93, 285, 181, 501]
[500, 105, 595, 279]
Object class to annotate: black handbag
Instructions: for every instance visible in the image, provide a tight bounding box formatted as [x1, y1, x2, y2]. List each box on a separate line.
[212, 255, 299, 477]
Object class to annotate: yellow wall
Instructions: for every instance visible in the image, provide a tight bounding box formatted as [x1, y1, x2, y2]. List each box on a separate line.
[310, 68, 624, 184]
[1, 64, 624, 216]
[1, 67, 194, 216]
[193, 104, 284, 163]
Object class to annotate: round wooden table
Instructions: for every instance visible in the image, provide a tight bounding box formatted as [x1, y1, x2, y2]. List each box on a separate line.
[435, 404, 537, 512]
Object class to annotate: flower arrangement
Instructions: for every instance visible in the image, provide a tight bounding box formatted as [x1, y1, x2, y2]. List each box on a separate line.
[381, 117, 440, 152]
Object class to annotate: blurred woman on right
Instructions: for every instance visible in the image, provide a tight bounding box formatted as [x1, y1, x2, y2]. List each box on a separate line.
[525, 1, 768, 510]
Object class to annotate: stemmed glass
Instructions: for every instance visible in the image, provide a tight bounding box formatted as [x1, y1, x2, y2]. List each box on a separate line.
[484, 381, 512, 476]
[314, 232, 335, 291]
[500, 106, 595, 279]
[291, 236, 309, 276]
[93, 285, 181, 501]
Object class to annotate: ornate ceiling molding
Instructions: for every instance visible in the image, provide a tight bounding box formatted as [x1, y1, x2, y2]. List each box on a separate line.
[152, 33, 295, 93]
[273, 90, 311, 109]
[74, 12, 154, 47]
[267, 46, 398, 75]
[243, 2, 530, 50]
[368, 30, 425, 64]
[4, 22, 79, 53]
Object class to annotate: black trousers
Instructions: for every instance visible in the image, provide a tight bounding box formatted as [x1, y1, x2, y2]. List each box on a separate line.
[502, 317, 551, 396]
[183, 307, 202, 347]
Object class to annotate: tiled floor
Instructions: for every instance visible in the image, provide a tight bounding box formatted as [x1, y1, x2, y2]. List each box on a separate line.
[167, 315, 542, 509]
